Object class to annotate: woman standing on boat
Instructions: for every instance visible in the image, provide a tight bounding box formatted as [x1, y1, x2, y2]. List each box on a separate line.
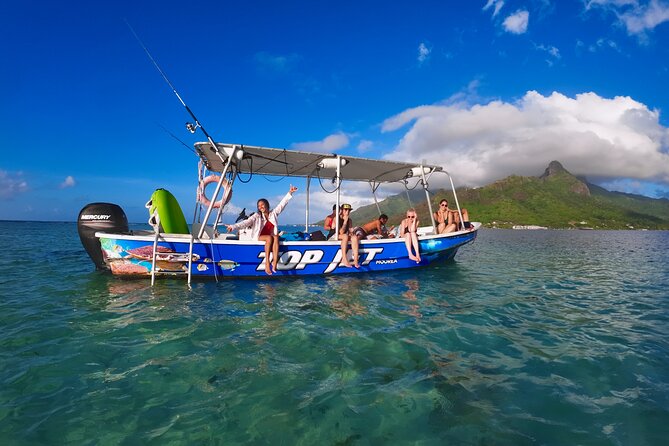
[226, 185, 298, 275]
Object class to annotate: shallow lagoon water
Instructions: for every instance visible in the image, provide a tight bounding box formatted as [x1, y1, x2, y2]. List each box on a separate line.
[1, 222, 668, 444]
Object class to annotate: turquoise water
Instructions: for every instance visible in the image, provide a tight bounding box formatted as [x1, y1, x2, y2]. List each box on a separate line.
[1, 221, 668, 445]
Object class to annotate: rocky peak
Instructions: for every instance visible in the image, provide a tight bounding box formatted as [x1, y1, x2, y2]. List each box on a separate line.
[539, 160, 569, 179]
[539, 160, 590, 196]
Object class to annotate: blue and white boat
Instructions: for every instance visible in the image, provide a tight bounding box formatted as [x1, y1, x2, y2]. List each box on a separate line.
[78, 142, 479, 282]
[77, 35, 478, 282]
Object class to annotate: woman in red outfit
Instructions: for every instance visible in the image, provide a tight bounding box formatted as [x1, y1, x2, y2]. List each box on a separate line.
[226, 185, 298, 275]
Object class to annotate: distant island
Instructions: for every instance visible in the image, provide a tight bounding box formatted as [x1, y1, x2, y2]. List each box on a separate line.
[342, 161, 669, 230]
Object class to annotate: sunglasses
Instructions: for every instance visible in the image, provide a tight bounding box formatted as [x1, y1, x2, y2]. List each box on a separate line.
[440, 203, 448, 207]
[406, 215, 415, 218]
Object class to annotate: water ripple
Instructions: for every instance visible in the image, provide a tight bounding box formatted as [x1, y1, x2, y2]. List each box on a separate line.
[1, 223, 668, 444]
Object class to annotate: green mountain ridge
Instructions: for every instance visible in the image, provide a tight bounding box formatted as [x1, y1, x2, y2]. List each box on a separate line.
[342, 161, 669, 230]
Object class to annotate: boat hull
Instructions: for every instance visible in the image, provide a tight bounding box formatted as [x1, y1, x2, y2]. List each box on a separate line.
[96, 225, 479, 278]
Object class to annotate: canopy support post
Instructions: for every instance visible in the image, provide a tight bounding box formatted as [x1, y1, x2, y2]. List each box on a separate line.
[370, 181, 382, 215]
[418, 165, 437, 234]
[198, 145, 237, 239]
[448, 174, 465, 230]
[305, 176, 311, 233]
[334, 155, 342, 239]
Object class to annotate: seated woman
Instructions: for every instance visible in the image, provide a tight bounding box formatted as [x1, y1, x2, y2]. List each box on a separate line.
[434, 199, 457, 234]
[226, 184, 297, 275]
[398, 208, 421, 263]
[435, 199, 470, 232]
[337, 204, 359, 268]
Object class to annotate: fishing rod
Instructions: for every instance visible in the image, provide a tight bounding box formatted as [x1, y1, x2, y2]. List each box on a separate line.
[156, 122, 196, 154]
[124, 20, 236, 164]
[125, 20, 242, 248]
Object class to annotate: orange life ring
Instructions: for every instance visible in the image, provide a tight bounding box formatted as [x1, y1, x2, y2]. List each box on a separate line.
[198, 175, 232, 209]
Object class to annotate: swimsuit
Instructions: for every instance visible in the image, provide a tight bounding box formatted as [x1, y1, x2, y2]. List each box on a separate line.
[352, 226, 367, 238]
[259, 220, 275, 236]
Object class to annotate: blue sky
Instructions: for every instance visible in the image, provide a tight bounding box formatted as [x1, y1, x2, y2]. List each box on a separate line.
[2, 0, 669, 223]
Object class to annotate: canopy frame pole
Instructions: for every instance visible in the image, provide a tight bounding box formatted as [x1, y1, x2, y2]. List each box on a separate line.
[418, 165, 437, 234]
[305, 176, 311, 233]
[197, 146, 236, 239]
[370, 181, 382, 215]
[448, 173, 465, 230]
[334, 155, 342, 239]
[405, 189, 413, 209]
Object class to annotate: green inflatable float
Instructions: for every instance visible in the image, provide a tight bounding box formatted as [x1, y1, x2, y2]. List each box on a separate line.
[147, 188, 189, 234]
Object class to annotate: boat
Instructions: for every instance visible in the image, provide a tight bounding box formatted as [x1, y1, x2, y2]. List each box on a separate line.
[78, 142, 479, 282]
[76, 35, 479, 283]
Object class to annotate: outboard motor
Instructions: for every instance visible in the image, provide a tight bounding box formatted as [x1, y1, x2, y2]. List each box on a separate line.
[78, 203, 129, 270]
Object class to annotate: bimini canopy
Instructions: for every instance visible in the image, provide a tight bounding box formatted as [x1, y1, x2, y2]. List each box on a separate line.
[194, 142, 442, 183]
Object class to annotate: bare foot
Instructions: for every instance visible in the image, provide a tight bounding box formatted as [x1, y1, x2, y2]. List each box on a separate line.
[408, 254, 418, 262]
[341, 261, 352, 268]
[272, 264, 278, 273]
[265, 266, 273, 275]
[353, 262, 360, 269]
[415, 256, 422, 263]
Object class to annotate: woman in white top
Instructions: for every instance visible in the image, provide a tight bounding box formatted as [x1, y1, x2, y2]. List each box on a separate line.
[226, 185, 297, 275]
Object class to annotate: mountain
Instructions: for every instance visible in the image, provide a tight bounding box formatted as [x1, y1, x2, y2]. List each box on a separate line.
[344, 161, 669, 230]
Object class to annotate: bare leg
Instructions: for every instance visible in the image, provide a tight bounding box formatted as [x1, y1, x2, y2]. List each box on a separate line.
[411, 232, 421, 262]
[259, 235, 273, 275]
[271, 235, 279, 272]
[444, 223, 457, 233]
[351, 235, 360, 268]
[404, 233, 417, 261]
[340, 234, 351, 267]
[443, 212, 456, 233]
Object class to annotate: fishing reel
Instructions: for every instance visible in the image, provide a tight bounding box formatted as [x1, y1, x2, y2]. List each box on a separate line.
[186, 122, 201, 134]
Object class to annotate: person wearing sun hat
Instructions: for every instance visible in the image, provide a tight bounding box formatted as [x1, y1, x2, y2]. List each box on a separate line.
[336, 203, 359, 268]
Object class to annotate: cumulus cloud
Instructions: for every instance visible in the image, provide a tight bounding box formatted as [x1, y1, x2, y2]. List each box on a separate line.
[0, 170, 28, 199]
[291, 132, 349, 153]
[483, 0, 505, 17]
[503, 10, 530, 33]
[381, 91, 669, 190]
[417, 42, 431, 64]
[59, 175, 76, 189]
[586, 0, 669, 36]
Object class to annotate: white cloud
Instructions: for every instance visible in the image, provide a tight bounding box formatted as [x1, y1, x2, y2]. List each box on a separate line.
[357, 140, 373, 152]
[586, 0, 669, 36]
[417, 42, 431, 64]
[503, 10, 530, 34]
[620, 0, 669, 34]
[291, 132, 349, 153]
[534, 43, 561, 65]
[589, 37, 621, 51]
[0, 170, 28, 199]
[381, 91, 669, 190]
[483, 0, 505, 17]
[60, 175, 76, 189]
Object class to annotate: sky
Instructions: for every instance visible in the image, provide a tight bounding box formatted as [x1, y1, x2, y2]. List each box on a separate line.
[2, 0, 669, 223]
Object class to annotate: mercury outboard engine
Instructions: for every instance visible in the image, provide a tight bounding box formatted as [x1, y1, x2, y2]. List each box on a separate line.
[78, 203, 129, 270]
